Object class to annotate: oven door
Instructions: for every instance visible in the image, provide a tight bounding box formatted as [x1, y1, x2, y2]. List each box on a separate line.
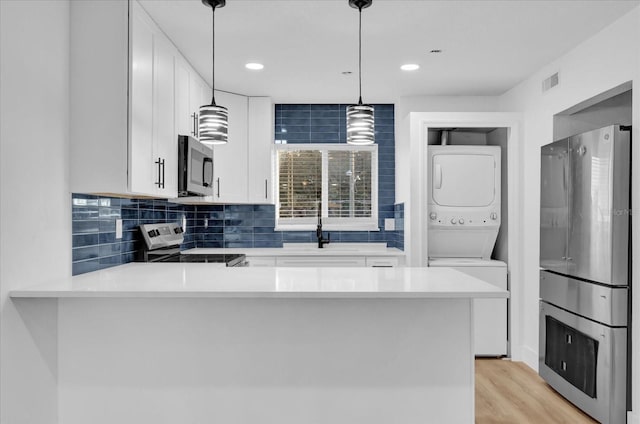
[539, 301, 627, 424]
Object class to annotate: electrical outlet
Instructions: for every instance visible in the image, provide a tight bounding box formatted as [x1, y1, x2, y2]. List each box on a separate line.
[384, 218, 395, 231]
[115, 219, 123, 239]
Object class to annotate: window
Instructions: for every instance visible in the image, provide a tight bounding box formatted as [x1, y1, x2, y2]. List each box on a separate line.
[276, 144, 378, 231]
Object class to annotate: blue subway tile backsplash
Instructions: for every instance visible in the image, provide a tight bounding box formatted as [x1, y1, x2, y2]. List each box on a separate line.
[72, 103, 404, 275]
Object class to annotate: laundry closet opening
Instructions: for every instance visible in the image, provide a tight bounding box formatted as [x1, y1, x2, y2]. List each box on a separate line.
[426, 127, 510, 357]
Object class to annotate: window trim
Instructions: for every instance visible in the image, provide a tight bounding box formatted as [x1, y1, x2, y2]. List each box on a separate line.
[274, 144, 379, 232]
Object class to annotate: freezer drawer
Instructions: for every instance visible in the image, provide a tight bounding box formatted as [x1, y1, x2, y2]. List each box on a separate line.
[540, 270, 627, 327]
[539, 301, 627, 424]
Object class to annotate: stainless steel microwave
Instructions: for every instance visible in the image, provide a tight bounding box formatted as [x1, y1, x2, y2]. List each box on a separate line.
[178, 135, 213, 197]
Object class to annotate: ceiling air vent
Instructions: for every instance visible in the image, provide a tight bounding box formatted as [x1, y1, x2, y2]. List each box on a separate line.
[542, 72, 559, 92]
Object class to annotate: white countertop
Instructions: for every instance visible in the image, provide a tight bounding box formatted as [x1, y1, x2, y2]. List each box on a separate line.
[182, 243, 405, 257]
[10, 263, 508, 299]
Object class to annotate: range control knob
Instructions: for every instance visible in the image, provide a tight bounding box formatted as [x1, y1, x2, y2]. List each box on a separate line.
[429, 212, 437, 220]
[458, 218, 465, 225]
[450, 218, 457, 225]
[490, 212, 498, 220]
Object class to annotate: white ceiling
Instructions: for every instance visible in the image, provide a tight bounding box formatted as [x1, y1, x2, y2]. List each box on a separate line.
[139, 0, 639, 103]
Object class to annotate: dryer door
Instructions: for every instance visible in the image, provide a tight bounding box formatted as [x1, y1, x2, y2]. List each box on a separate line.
[431, 153, 496, 207]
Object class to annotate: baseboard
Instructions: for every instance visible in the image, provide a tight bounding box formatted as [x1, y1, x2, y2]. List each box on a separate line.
[521, 344, 538, 372]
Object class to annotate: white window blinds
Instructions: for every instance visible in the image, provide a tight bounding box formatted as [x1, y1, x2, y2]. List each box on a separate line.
[276, 144, 378, 231]
[278, 150, 322, 219]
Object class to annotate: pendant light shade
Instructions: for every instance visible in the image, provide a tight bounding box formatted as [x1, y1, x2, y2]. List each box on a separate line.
[199, 104, 228, 144]
[346, 0, 374, 145]
[200, 0, 227, 145]
[346, 104, 374, 144]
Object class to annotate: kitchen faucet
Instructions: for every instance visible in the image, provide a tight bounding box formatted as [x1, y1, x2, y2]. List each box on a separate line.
[316, 204, 330, 248]
[316, 219, 330, 248]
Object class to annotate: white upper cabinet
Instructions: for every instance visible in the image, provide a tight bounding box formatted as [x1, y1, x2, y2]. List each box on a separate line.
[175, 57, 215, 141]
[70, 0, 273, 202]
[129, 7, 155, 195]
[211, 90, 249, 203]
[151, 32, 178, 196]
[248, 97, 275, 204]
[70, 0, 177, 198]
[204, 94, 274, 205]
[175, 58, 192, 138]
[174, 89, 275, 205]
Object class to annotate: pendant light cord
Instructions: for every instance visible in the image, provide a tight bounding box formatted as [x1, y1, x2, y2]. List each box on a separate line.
[211, 6, 217, 106]
[358, 5, 363, 105]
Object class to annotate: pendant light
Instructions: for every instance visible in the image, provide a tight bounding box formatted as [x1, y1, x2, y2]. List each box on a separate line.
[199, 0, 228, 145]
[346, 0, 374, 145]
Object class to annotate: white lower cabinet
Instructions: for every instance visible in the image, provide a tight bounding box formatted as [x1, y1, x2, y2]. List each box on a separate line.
[276, 257, 367, 267]
[245, 257, 276, 267]
[245, 256, 402, 267]
[365, 257, 400, 267]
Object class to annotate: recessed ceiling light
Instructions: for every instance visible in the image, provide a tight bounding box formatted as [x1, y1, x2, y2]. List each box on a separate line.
[245, 63, 264, 70]
[401, 64, 420, 71]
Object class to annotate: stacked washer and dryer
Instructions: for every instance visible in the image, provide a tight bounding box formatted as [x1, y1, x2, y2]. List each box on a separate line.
[427, 142, 507, 356]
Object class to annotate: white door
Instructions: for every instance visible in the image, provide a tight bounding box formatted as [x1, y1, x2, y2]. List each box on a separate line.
[129, 7, 155, 195]
[175, 57, 192, 137]
[189, 74, 208, 139]
[212, 90, 248, 203]
[152, 34, 177, 197]
[247, 97, 274, 204]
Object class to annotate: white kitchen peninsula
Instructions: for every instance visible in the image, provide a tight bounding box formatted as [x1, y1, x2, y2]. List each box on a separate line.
[11, 265, 507, 424]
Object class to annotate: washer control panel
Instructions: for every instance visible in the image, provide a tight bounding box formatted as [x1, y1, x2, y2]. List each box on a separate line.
[428, 211, 499, 227]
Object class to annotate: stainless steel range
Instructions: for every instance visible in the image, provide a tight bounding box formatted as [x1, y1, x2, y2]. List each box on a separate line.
[139, 223, 246, 267]
[539, 125, 631, 424]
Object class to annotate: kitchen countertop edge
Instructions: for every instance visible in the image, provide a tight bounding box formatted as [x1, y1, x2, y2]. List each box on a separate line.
[10, 263, 508, 300]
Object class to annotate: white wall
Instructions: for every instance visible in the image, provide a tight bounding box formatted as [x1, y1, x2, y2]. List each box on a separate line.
[498, 5, 640, 420]
[0, 1, 71, 422]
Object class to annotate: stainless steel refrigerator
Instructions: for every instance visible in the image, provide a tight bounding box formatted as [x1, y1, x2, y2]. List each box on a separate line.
[539, 124, 631, 424]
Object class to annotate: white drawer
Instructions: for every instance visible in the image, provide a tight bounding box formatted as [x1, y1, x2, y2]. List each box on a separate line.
[246, 256, 276, 267]
[276, 256, 366, 267]
[365, 257, 399, 267]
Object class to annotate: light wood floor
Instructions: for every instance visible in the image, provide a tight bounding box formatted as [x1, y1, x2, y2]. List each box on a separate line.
[476, 359, 598, 424]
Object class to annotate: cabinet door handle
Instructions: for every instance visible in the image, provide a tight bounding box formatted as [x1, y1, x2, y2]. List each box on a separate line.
[216, 177, 220, 198]
[265, 179, 268, 199]
[155, 157, 162, 187]
[161, 158, 165, 189]
[191, 112, 198, 138]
